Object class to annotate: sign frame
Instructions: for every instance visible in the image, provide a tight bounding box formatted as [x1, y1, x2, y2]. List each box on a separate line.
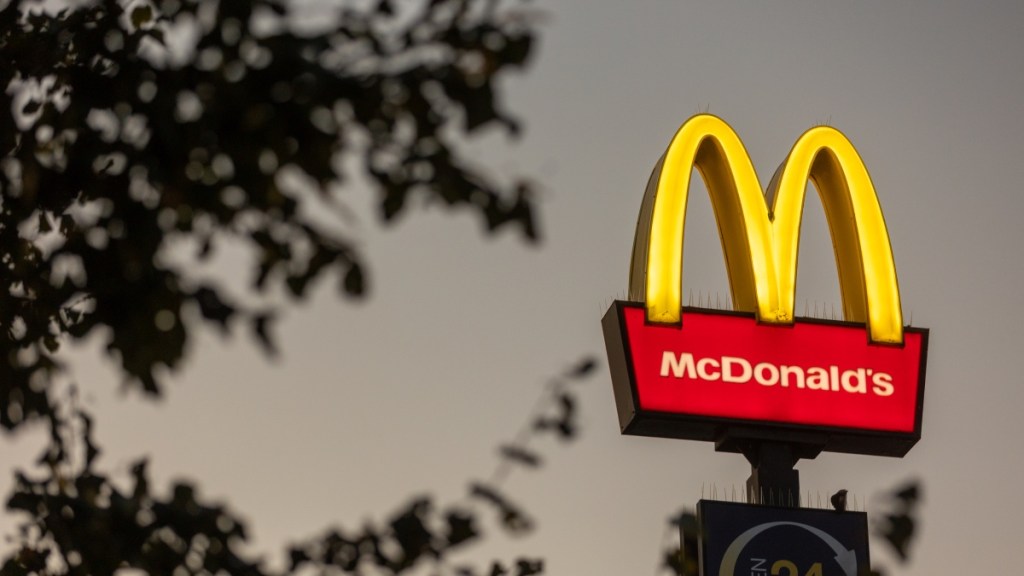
[603, 301, 929, 457]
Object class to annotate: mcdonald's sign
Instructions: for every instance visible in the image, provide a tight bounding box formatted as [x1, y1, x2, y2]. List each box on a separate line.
[603, 115, 928, 457]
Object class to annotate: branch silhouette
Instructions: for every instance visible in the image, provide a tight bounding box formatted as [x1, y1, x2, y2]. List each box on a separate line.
[4, 356, 598, 576]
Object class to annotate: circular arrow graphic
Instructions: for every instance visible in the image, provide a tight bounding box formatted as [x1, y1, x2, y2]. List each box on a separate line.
[719, 521, 858, 576]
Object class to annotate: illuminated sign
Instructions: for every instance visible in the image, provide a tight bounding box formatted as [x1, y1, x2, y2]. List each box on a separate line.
[604, 115, 928, 456]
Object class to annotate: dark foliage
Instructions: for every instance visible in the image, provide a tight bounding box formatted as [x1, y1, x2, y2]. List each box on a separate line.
[665, 511, 698, 576]
[0, 0, 589, 574]
[0, 0, 540, 429]
[1, 389, 264, 575]
[4, 355, 597, 575]
[875, 481, 922, 564]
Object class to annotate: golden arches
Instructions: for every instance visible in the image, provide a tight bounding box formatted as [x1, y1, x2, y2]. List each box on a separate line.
[628, 114, 903, 344]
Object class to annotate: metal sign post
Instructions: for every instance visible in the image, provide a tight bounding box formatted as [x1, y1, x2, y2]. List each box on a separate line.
[740, 441, 803, 506]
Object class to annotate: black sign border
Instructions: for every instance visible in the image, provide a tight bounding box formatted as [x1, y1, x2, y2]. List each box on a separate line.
[603, 300, 929, 457]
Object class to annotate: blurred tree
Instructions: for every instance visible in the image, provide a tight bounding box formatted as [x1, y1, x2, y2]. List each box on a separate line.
[0, 0, 539, 423]
[0, 0, 574, 574]
[2, 358, 597, 576]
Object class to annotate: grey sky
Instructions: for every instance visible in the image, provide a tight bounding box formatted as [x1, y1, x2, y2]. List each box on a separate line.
[4, 1, 1023, 573]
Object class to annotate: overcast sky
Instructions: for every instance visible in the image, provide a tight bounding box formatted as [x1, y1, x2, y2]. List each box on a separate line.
[5, 1, 1024, 574]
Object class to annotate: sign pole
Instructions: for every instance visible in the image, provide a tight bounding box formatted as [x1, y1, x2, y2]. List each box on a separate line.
[741, 442, 800, 506]
[716, 431, 826, 507]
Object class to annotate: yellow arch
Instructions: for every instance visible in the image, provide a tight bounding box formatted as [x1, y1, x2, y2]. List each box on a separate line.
[628, 114, 903, 344]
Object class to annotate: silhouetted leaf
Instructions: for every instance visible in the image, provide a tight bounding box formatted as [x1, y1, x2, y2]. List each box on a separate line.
[894, 482, 921, 506]
[514, 558, 543, 575]
[80, 411, 100, 470]
[533, 392, 577, 440]
[251, 313, 277, 356]
[664, 547, 684, 576]
[880, 513, 915, 561]
[499, 445, 542, 468]
[389, 498, 436, 569]
[470, 483, 534, 535]
[669, 510, 700, 576]
[42, 335, 59, 353]
[503, 35, 533, 68]
[567, 357, 597, 378]
[344, 262, 365, 296]
[130, 459, 148, 502]
[130, 5, 153, 28]
[445, 511, 479, 547]
[194, 286, 235, 330]
[288, 547, 310, 571]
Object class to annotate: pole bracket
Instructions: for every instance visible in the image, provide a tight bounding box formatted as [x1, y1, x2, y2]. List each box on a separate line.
[715, 427, 825, 506]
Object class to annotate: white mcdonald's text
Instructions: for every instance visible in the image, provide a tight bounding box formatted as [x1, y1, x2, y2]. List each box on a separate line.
[659, 352, 894, 397]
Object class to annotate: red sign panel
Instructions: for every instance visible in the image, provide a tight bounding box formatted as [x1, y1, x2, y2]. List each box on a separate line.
[603, 302, 928, 456]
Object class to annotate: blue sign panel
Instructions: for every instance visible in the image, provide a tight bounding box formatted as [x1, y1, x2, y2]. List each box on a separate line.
[698, 500, 870, 576]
